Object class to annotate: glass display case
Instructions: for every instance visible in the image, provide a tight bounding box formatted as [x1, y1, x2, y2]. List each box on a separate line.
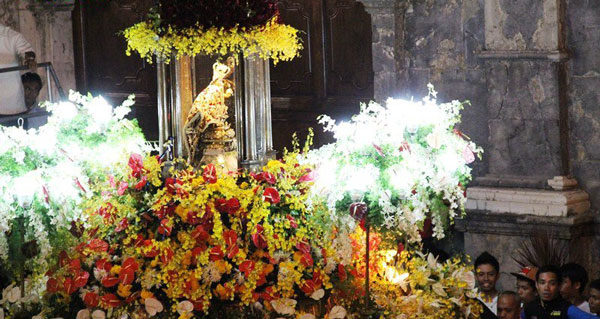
[157, 53, 274, 172]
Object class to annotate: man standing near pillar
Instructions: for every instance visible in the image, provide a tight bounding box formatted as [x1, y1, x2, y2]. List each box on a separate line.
[0, 23, 36, 115]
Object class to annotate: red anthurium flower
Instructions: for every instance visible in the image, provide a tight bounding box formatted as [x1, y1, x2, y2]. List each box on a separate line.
[122, 257, 139, 272]
[349, 202, 367, 221]
[295, 241, 311, 254]
[192, 299, 205, 311]
[128, 153, 144, 178]
[372, 143, 385, 157]
[191, 225, 209, 242]
[251, 225, 267, 249]
[397, 242, 405, 254]
[117, 181, 128, 195]
[262, 172, 276, 184]
[186, 211, 200, 225]
[338, 264, 347, 282]
[96, 258, 112, 272]
[101, 293, 122, 308]
[298, 169, 315, 183]
[300, 279, 317, 295]
[209, 246, 224, 261]
[101, 275, 120, 288]
[286, 215, 298, 228]
[202, 164, 217, 184]
[260, 286, 278, 301]
[119, 269, 135, 286]
[63, 277, 77, 295]
[399, 141, 411, 153]
[223, 230, 237, 247]
[142, 242, 158, 258]
[300, 252, 313, 267]
[42, 185, 50, 203]
[115, 218, 129, 233]
[216, 198, 241, 215]
[215, 199, 228, 213]
[74, 270, 90, 288]
[160, 248, 175, 264]
[191, 246, 206, 264]
[134, 175, 148, 190]
[74, 178, 87, 193]
[262, 187, 280, 204]
[88, 239, 109, 252]
[165, 177, 183, 195]
[69, 259, 81, 272]
[158, 219, 172, 236]
[227, 245, 239, 259]
[97, 204, 115, 222]
[226, 198, 240, 214]
[58, 250, 69, 267]
[46, 277, 59, 293]
[240, 260, 255, 278]
[83, 292, 99, 308]
[250, 172, 264, 182]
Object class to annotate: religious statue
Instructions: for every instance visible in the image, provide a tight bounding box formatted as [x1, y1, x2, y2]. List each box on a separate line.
[184, 57, 238, 170]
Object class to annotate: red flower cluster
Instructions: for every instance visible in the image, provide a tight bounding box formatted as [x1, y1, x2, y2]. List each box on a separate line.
[158, 0, 279, 32]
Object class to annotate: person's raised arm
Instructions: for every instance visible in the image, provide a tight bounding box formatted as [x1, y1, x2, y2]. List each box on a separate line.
[13, 31, 35, 72]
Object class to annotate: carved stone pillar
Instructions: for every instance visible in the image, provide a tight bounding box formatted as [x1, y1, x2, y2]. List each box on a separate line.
[358, 0, 405, 102]
[456, 0, 598, 290]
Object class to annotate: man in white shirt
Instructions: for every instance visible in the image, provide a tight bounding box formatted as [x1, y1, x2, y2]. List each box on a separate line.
[0, 24, 36, 115]
[475, 251, 501, 315]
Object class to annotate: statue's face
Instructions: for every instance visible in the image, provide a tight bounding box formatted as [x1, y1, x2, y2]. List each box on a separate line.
[213, 63, 230, 79]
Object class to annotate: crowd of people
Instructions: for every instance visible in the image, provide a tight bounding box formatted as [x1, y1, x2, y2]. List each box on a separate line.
[475, 252, 600, 319]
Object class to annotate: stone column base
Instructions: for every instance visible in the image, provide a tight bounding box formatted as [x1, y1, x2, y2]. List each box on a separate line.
[466, 186, 590, 217]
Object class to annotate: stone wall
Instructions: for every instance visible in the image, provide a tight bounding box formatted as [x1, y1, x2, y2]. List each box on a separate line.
[566, 0, 600, 213]
[360, 0, 600, 292]
[0, 0, 75, 103]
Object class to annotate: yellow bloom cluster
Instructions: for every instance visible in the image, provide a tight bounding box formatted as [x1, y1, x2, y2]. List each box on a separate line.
[369, 248, 483, 319]
[123, 17, 302, 64]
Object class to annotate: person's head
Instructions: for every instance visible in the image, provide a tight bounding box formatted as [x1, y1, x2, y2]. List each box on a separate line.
[21, 72, 42, 109]
[559, 263, 588, 302]
[474, 252, 500, 293]
[517, 278, 538, 304]
[589, 279, 600, 315]
[536, 265, 562, 302]
[497, 291, 521, 319]
[511, 267, 538, 304]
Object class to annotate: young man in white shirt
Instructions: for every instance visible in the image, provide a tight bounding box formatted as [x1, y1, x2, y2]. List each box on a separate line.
[0, 24, 36, 115]
[560, 263, 592, 313]
[476, 251, 501, 315]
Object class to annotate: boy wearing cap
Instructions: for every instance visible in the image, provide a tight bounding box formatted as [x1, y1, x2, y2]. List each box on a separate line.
[512, 266, 539, 306]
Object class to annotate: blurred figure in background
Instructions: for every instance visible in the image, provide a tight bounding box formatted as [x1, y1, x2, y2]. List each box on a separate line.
[22, 72, 42, 111]
[0, 23, 36, 115]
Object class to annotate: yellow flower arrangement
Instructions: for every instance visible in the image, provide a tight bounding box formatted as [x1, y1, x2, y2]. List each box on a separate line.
[123, 17, 302, 64]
